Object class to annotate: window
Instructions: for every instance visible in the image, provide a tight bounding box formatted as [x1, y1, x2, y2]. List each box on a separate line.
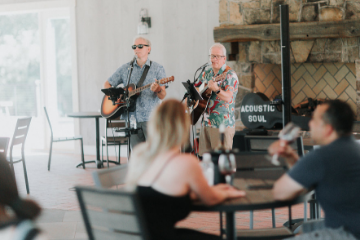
[0, 1, 78, 150]
[0, 13, 40, 117]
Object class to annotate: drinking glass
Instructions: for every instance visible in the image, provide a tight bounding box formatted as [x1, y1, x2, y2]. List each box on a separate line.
[218, 153, 236, 185]
[271, 122, 300, 166]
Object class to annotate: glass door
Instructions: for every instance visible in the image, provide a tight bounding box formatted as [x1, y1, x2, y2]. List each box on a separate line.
[40, 9, 74, 150]
[0, 7, 76, 151]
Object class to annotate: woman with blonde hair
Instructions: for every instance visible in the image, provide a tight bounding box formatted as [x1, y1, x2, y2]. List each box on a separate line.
[126, 99, 245, 240]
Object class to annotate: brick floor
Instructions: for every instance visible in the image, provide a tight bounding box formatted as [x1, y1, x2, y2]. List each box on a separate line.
[13, 151, 101, 210]
[12, 151, 322, 237]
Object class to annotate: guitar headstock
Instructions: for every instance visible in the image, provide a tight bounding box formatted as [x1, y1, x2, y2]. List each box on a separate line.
[159, 76, 175, 84]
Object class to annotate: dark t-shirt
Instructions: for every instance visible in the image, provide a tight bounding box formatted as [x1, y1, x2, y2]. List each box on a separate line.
[288, 136, 360, 238]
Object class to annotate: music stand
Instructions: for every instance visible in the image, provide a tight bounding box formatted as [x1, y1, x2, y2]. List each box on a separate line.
[182, 81, 203, 102]
[101, 88, 124, 105]
[181, 81, 203, 158]
[101, 87, 124, 96]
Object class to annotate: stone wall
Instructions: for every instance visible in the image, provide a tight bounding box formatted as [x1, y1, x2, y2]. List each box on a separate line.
[253, 63, 357, 112]
[219, 0, 360, 123]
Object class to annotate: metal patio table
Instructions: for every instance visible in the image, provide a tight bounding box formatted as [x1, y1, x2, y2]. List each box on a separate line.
[192, 178, 310, 240]
[67, 112, 105, 169]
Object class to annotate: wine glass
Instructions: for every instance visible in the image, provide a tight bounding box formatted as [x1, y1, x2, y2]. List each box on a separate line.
[271, 122, 300, 166]
[218, 153, 236, 185]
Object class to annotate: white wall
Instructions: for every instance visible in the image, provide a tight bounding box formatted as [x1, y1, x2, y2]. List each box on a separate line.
[75, 0, 219, 152]
[0, 0, 220, 153]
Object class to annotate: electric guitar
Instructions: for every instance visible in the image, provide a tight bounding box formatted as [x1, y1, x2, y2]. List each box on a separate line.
[189, 72, 227, 125]
[101, 76, 175, 119]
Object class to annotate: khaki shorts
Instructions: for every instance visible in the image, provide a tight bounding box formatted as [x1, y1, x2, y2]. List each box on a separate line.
[198, 126, 235, 156]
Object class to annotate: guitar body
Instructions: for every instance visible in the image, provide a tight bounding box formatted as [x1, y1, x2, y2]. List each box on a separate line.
[190, 87, 212, 125]
[100, 76, 175, 119]
[101, 84, 138, 119]
[188, 71, 228, 125]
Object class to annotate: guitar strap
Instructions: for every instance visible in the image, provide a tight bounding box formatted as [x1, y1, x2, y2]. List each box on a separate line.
[127, 61, 152, 112]
[137, 61, 152, 87]
[219, 66, 231, 82]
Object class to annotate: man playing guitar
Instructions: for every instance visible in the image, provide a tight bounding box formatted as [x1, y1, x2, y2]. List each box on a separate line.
[195, 43, 239, 156]
[103, 36, 166, 149]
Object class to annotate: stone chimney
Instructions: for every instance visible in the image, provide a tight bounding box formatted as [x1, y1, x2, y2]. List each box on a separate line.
[217, 0, 360, 127]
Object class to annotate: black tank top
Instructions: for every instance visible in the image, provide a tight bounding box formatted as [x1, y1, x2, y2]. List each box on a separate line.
[137, 153, 192, 239]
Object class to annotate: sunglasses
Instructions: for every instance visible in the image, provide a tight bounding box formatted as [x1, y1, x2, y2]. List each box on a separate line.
[132, 44, 149, 49]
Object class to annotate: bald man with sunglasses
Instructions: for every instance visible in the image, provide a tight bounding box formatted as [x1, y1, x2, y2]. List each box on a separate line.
[104, 36, 167, 149]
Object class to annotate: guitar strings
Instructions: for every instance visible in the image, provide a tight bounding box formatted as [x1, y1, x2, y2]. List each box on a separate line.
[129, 76, 173, 96]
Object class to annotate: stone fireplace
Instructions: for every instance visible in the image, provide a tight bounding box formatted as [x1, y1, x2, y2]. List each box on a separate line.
[217, 0, 360, 128]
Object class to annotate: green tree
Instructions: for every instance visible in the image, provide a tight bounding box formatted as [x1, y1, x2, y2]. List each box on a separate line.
[0, 13, 40, 116]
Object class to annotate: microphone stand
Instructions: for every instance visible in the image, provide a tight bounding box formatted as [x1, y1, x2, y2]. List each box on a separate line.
[124, 57, 136, 160]
[181, 63, 208, 159]
[194, 63, 208, 85]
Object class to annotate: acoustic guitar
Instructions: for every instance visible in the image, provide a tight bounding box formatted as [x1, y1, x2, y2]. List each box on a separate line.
[189, 72, 227, 125]
[101, 76, 174, 119]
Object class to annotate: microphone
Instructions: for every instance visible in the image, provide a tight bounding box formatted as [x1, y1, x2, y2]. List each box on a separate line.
[193, 62, 209, 85]
[198, 62, 209, 69]
[131, 56, 137, 66]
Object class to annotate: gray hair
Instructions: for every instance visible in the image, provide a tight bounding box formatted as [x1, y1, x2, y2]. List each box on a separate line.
[133, 36, 151, 47]
[209, 43, 226, 56]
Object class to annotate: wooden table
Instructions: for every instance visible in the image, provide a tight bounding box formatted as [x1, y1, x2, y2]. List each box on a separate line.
[192, 178, 310, 240]
[67, 112, 104, 168]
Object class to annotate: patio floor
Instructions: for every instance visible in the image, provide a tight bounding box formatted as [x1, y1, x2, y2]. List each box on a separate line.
[12, 151, 315, 239]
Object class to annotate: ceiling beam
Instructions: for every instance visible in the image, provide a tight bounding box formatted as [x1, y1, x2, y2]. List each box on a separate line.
[214, 19, 360, 42]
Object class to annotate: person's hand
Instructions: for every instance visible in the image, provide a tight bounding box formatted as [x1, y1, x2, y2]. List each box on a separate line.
[227, 187, 246, 199]
[213, 183, 231, 191]
[115, 98, 121, 104]
[268, 140, 299, 167]
[213, 184, 246, 199]
[150, 80, 161, 93]
[207, 80, 220, 92]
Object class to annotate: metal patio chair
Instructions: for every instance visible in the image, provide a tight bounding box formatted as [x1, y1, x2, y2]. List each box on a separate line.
[44, 107, 85, 170]
[7, 117, 32, 194]
[75, 186, 150, 240]
[243, 135, 306, 229]
[101, 118, 128, 168]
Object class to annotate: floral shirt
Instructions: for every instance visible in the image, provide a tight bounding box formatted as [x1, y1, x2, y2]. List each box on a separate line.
[195, 64, 238, 128]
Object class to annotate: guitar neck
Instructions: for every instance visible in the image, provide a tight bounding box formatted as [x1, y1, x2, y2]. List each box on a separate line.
[200, 72, 227, 94]
[129, 83, 152, 97]
[129, 77, 172, 97]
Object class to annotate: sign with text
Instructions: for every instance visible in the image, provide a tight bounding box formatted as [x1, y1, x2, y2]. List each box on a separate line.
[240, 93, 282, 129]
